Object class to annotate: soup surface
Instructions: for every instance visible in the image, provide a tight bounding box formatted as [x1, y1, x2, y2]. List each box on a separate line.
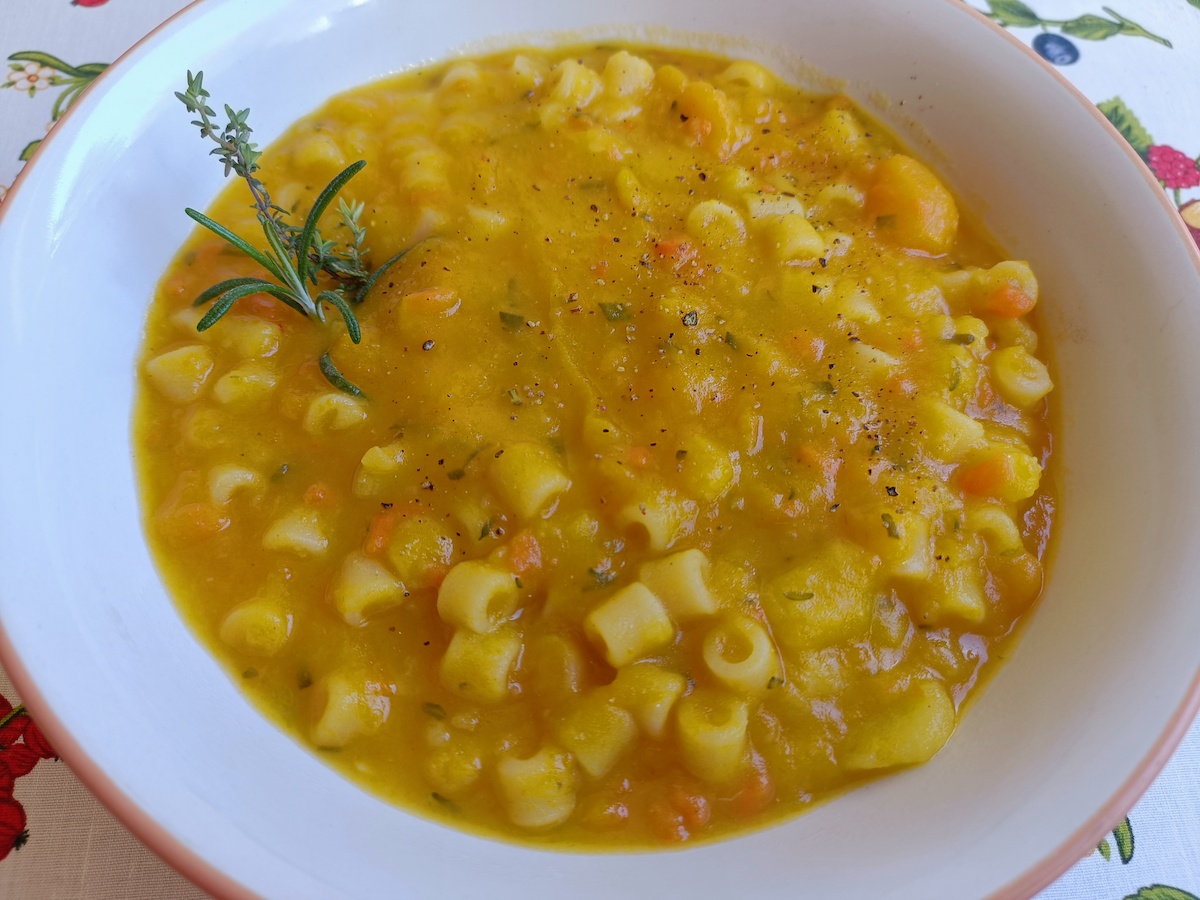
[136, 44, 1055, 846]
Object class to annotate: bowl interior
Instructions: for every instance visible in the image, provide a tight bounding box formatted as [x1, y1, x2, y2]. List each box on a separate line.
[2, 0, 1200, 897]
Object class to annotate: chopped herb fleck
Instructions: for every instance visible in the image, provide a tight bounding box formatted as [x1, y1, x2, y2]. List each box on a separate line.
[675, 449, 688, 461]
[766, 675, 784, 689]
[949, 332, 976, 345]
[242, 667, 258, 679]
[881, 513, 901, 539]
[447, 469, 465, 480]
[506, 388, 523, 406]
[886, 485, 898, 497]
[422, 702, 446, 720]
[479, 520, 493, 540]
[724, 331, 739, 350]
[499, 310, 525, 330]
[589, 567, 617, 587]
[431, 792, 457, 810]
[514, 576, 524, 589]
[784, 590, 815, 602]
[681, 310, 698, 327]
[422, 339, 435, 351]
[297, 669, 312, 690]
[599, 301, 629, 321]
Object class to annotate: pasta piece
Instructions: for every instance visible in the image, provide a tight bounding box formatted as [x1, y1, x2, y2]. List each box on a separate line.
[436, 560, 520, 634]
[676, 691, 749, 785]
[702, 616, 782, 695]
[548, 59, 602, 109]
[495, 746, 578, 829]
[330, 552, 406, 626]
[527, 633, 588, 704]
[686, 199, 746, 247]
[843, 680, 956, 770]
[602, 51, 655, 97]
[616, 487, 696, 552]
[214, 316, 281, 359]
[510, 54, 547, 90]
[219, 594, 292, 657]
[310, 669, 391, 749]
[212, 361, 276, 405]
[608, 664, 686, 739]
[989, 346, 1053, 409]
[207, 464, 264, 505]
[717, 60, 774, 91]
[425, 741, 484, 796]
[554, 694, 638, 779]
[303, 392, 368, 434]
[440, 627, 521, 704]
[966, 503, 1024, 555]
[637, 548, 717, 622]
[144, 345, 213, 403]
[262, 508, 327, 557]
[351, 441, 408, 499]
[584, 583, 675, 668]
[745, 193, 805, 219]
[293, 132, 346, 171]
[490, 443, 571, 520]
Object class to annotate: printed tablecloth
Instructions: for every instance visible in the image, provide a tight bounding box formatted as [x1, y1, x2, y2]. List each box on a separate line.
[1, 1, 1198, 897]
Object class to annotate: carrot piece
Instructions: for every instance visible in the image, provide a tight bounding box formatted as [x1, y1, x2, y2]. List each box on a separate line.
[507, 529, 543, 575]
[958, 454, 1011, 497]
[159, 502, 230, 545]
[401, 288, 460, 317]
[667, 783, 711, 830]
[365, 508, 402, 555]
[974, 376, 996, 409]
[982, 284, 1036, 318]
[303, 482, 335, 507]
[647, 781, 712, 842]
[654, 237, 697, 271]
[784, 328, 825, 362]
[626, 446, 650, 468]
[729, 752, 775, 817]
[237, 293, 295, 328]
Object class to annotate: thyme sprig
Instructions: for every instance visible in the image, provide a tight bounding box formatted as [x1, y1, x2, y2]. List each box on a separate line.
[175, 70, 410, 393]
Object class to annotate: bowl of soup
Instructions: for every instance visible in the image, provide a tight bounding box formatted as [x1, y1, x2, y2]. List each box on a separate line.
[1, 0, 1199, 897]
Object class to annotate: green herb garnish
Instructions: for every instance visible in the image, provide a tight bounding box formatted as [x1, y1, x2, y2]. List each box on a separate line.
[881, 512, 901, 539]
[421, 702, 447, 720]
[783, 590, 814, 602]
[599, 302, 629, 321]
[176, 71, 411, 394]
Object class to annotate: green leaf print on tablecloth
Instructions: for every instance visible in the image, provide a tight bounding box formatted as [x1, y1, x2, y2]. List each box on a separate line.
[1124, 887, 1200, 900]
[980, 1, 1172, 46]
[1097, 815, 1136, 863]
[1, 51, 108, 160]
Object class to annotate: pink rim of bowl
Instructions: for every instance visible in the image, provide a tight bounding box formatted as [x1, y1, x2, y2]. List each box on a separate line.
[1, 1, 1198, 898]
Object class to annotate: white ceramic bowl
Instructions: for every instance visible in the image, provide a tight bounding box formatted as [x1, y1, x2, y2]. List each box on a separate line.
[3, 0, 1200, 897]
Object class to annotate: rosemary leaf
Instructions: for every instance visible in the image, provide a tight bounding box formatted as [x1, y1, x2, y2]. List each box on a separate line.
[318, 352, 364, 397]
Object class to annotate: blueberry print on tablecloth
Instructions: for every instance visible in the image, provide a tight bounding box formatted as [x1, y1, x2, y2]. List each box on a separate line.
[980, 0, 1172, 65]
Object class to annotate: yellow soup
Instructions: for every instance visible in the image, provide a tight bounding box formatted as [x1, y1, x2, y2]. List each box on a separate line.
[136, 45, 1055, 846]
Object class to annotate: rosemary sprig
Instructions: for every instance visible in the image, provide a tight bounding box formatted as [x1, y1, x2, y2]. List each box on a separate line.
[175, 70, 410, 394]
